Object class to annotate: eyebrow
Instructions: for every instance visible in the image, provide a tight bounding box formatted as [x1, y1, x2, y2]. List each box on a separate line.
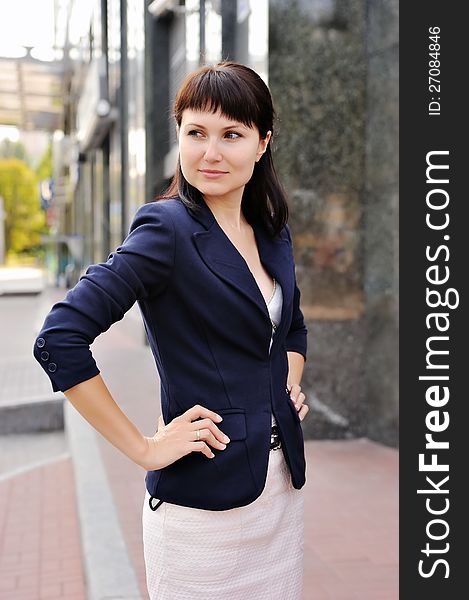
[184, 122, 249, 130]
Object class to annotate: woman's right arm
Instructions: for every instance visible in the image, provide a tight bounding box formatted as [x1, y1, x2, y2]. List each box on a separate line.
[33, 201, 229, 469]
[63, 374, 229, 470]
[33, 202, 175, 392]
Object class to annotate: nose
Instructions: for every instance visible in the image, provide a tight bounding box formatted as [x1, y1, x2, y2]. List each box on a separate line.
[203, 137, 222, 163]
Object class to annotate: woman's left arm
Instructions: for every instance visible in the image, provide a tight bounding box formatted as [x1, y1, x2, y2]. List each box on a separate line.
[287, 351, 309, 421]
[284, 224, 309, 421]
[287, 350, 305, 389]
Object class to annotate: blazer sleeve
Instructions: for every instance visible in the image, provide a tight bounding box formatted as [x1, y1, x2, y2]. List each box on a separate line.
[284, 224, 308, 362]
[32, 201, 175, 393]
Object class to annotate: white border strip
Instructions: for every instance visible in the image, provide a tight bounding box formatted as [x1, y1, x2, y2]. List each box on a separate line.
[65, 401, 143, 600]
[0, 452, 71, 482]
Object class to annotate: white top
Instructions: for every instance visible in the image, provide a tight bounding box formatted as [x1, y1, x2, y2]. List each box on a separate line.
[266, 277, 283, 427]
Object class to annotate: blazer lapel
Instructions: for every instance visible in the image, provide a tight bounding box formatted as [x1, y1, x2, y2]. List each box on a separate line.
[187, 198, 294, 345]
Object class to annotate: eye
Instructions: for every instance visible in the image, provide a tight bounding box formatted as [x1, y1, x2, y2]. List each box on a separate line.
[225, 131, 242, 139]
[187, 129, 203, 137]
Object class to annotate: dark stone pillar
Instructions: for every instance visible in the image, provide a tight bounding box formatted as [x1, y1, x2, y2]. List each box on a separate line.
[144, 3, 172, 201]
[362, 0, 399, 446]
[221, 0, 237, 60]
[269, 0, 398, 446]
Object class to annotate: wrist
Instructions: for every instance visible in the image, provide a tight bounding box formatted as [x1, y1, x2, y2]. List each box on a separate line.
[133, 435, 153, 470]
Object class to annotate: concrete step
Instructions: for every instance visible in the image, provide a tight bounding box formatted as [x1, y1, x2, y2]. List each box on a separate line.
[0, 395, 64, 434]
[0, 355, 64, 434]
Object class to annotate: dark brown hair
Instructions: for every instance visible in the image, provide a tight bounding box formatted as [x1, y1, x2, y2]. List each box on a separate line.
[158, 61, 289, 237]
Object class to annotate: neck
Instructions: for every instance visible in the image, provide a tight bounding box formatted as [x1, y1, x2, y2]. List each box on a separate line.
[202, 194, 247, 232]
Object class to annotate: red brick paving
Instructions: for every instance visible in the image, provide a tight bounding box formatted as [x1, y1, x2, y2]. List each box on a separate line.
[0, 457, 86, 600]
[303, 440, 398, 599]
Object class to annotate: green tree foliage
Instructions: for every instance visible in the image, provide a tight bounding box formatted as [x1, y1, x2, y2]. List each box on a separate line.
[0, 139, 31, 166]
[0, 158, 46, 255]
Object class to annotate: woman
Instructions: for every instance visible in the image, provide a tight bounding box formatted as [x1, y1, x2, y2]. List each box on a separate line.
[33, 61, 309, 599]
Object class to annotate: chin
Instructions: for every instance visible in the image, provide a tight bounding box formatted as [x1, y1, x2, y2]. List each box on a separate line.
[195, 182, 229, 196]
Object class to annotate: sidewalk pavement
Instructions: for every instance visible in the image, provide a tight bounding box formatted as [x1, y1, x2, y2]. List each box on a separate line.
[0, 287, 398, 600]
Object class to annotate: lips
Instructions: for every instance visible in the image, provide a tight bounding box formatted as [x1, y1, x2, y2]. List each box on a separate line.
[199, 170, 228, 174]
[198, 169, 229, 179]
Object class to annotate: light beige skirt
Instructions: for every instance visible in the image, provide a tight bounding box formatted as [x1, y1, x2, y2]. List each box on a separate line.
[142, 440, 305, 600]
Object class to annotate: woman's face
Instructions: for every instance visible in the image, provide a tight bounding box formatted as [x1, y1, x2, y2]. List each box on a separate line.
[178, 109, 271, 205]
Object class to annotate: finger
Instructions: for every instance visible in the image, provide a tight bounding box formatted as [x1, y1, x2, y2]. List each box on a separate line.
[293, 392, 306, 408]
[192, 440, 215, 459]
[193, 427, 228, 450]
[158, 414, 165, 427]
[289, 384, 301, 402]
[186, 404, 223, 424]
[298, 404, 309, 421]
[192, 418, 230, 444]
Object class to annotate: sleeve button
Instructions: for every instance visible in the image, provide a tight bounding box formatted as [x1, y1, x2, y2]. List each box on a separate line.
[36, 337, 46, 348]
[48, 363, 57, 373]
[40, 351, 49, 361]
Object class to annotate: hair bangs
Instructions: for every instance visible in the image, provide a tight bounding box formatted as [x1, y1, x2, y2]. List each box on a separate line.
[174, 67, 263, 133]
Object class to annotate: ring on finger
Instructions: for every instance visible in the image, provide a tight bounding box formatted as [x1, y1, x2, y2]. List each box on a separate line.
[196, 429, 201, 441]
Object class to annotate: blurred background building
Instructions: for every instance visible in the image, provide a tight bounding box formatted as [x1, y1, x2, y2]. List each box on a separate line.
[0, 0, 398, 446]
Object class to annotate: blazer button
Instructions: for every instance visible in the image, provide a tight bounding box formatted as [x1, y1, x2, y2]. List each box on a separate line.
[36, 337, 46, 348]
[48, 363, 57, 373]
[40, 351, 49, 361]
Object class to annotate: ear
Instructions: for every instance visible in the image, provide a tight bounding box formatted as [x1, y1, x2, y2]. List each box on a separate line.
[256, 130, 272, 162]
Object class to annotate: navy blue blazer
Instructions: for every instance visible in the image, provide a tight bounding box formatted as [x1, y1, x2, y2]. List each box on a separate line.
[33, 196, 308, 510]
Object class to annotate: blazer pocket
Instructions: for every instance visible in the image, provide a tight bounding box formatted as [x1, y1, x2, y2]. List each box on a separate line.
[209, 408, 247, 469]
[161, 407, 257, 509]
[212, 407, 247, 441]
[172, 407, 247, 441]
